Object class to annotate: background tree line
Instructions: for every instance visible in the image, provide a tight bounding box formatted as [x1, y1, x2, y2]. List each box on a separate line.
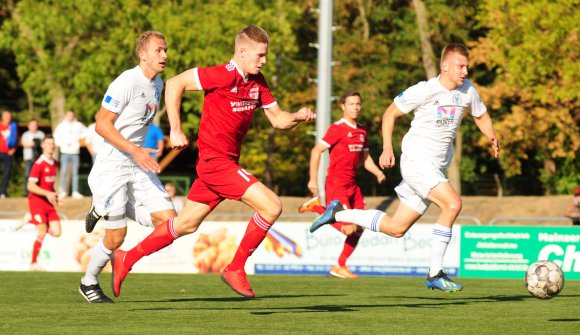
[0, 0, 578, 196]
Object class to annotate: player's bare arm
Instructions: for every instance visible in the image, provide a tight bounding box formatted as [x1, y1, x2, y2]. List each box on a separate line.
[379, 102, 404, 169]
[264, 105, 316, 130]
[27, 180, 58, 206]
[165, 69, 200, 150]
[308, 143, 328, 195]
[363, 152, 386, 184]
[95, 106, 160, 173]
[473, 112, 500, 158]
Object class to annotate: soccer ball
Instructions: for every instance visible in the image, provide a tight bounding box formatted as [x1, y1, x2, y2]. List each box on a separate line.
[524, 260, 565, 299]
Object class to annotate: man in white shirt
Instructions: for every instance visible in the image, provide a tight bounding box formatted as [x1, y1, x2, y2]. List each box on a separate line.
[21, 119, 45, 196]
[53, 111, 87, 199]
[78, 31, 176, 304]
[311, 43, 500, 292]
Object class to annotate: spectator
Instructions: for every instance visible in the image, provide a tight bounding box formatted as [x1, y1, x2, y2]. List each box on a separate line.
[21, 119, 46, 196]
[0, 110, 18, 198]
[565, 187, 580, 226]
[165, 182, 184, 214]
[85, 122, 105, 164]
[53, 110, 87, 199]
[144, 122, 165, 162]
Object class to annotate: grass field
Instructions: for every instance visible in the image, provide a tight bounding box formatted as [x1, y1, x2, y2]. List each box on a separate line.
[1, 272, 578, 335]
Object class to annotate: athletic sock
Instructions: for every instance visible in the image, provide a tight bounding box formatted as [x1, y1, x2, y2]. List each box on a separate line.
[429, 223, 452, 277]
[82, 240, 111, 286]
[335, 209, 385, 232]
[227, 213, 272, 271]
[312, 205, 325, 214]
[124, 217, 178, 269]
[31, 235, 45, 264]
[337, 232, 362, 267]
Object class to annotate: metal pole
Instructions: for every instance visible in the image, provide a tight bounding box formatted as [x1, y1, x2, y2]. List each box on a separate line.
[315, 0, 333, 204]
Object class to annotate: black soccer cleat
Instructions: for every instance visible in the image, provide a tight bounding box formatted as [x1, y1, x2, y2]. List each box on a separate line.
[85, 201, 101, 233]
[79, 283, 114, 303]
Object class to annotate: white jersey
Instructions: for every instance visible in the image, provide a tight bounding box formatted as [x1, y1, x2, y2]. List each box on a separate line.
[394, 76, 487, 168]
[98, 65, 163, 164]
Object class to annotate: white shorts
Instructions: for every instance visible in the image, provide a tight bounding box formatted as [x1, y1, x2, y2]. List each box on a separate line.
[88, 160, 174, 229]
[394, 153, 448, 215]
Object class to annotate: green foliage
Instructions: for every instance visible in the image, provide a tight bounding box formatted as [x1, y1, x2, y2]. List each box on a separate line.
[1, 0, 577, 195]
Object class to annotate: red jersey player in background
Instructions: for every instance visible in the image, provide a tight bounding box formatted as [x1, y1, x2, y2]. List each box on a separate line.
[110, 24, 316, 298]
[299, 91, 385, 278]
[27, 135, 62, 271]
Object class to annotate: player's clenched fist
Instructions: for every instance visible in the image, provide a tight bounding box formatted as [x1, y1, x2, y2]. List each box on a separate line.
[294, 107, 316, 122]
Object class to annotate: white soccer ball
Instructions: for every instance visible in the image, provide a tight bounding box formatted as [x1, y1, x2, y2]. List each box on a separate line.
[524, 260, 565, 299]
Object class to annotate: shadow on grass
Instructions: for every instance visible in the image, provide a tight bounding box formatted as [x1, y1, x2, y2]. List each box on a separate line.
[124, 293, 345, 304]
[548, 319, 580, 322]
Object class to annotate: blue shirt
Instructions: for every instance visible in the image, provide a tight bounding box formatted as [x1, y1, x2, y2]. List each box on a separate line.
[144, 124, 164, 157]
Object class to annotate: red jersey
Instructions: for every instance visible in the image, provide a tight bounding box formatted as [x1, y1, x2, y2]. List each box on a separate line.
[321, 118, 369, 183]
[0, 122, 10, 153]
[27, 155, 58, 207]
[194, 60, 277, 161]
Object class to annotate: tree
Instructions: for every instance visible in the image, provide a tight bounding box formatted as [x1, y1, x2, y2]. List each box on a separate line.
[471, 0, 580, 194]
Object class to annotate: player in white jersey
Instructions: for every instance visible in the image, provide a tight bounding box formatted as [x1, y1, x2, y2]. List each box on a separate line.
[311, 44, 500, 292]
[79, 31, 176, 303]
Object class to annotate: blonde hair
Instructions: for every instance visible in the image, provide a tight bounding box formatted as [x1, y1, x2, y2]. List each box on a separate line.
[135, 31, 166, 59]
[440, 43, 469, 65]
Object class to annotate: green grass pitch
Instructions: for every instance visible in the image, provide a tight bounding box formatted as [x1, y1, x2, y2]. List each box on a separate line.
[1, 272, 578, 334]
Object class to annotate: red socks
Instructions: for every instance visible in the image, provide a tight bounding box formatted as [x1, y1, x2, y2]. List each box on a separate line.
[31, 235, 45, 264]
[312, 205, 325, 215]
[227, 213, 272, 271]
[337, 233, 362, 267]
[124, 218, 178, 269]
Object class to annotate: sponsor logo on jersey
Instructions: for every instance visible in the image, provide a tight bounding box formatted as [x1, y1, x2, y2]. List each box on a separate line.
[230, 100, 258, 113]
[45, 176, 55, 182]
[348, 144, 364, 152]
[142, 103, 158, 125]
[249, 86, 259, 100]
[436, 106, 457, 128]
[433, 100, 440, 105]
[104, 95, 121, 108]
[230, 87, 238, 93]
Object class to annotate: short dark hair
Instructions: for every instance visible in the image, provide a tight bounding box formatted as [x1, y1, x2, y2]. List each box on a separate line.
[135, 31, 166, 59]
[340, 90, 362, 104]
[440, 43, 470, 64]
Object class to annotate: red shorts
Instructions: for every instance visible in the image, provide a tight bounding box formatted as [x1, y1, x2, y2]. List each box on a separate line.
[326, 178, 365, 231]
[187, 156, 259, 210]
[29, 200, 59, 225]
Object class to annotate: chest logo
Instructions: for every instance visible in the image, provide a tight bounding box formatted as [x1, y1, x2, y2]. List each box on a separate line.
[249, 86, 259, 100]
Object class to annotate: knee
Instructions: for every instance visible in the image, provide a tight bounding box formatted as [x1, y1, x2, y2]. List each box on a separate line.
[50, 229, 61, 238]
[174, 217, 200, 235]
[263, 201, 282, 222]
[104, 235, 125, 250]
[446, 199, 462, 216]
[389, 228, 407, 239]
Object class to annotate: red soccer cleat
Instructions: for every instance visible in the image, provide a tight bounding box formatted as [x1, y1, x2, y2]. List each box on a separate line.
[298, 196, 322, 213]
[111, 249, 131, 297]
[221, 267, 255, 298]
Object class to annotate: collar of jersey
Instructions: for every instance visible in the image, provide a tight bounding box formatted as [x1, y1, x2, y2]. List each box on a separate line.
[338, 118, 358, 129]
[229, 60, 248, 82]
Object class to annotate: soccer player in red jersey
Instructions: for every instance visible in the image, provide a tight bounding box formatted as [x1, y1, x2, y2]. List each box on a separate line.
[300, 91, 385, 278]
[27, 135, 61, 271]
[111, 24, 315, 298]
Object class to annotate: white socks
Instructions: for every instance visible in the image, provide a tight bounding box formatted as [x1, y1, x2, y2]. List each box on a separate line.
[81, 240, 112, 286]
[335, 209, 386, 232]
[429, 224, 452, 277]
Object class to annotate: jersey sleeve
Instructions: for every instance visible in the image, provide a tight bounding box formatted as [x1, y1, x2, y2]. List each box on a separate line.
[102, 73, 133, 114]
[194, 65, 233, 91]
[394, 81, 429, 114]
[258, 77, 277, 109]
[28, 161, 41, 182]
[320, 125, 340, 148]
[468, 85, 487, 117]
